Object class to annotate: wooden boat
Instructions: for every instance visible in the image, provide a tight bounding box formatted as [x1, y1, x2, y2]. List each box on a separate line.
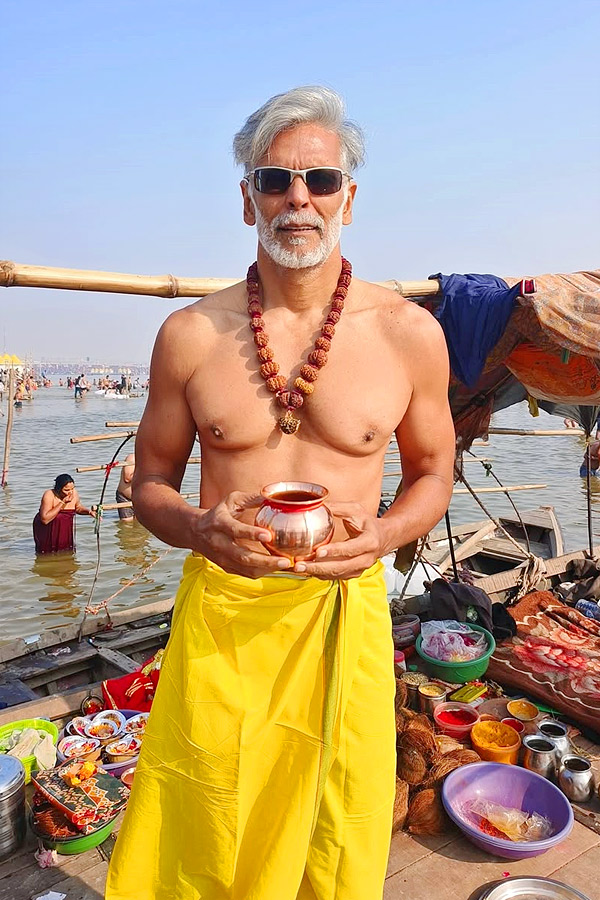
[423, 505, 564, 580]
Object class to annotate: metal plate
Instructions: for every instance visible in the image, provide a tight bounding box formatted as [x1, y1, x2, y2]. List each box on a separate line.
[470, 877, 592, 900]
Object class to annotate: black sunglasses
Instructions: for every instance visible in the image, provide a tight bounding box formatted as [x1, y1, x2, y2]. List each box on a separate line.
[245, 166, 350, 196]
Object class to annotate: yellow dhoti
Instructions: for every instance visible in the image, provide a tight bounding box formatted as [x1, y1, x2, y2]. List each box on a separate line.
[106, 554, 396, 900]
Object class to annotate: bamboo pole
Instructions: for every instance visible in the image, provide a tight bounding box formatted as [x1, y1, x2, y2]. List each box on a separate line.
[105, 421, 140, 428]
[0, 260, 441, 300]
[70, 431, 136, 444]
[1, 369, 16, 487]
[382, 483, 547, 496]
[487, 428, 584, 436]
[94, 491, 199, 511]
[77, 457, 201, 473]
[452, 483, 547, 494]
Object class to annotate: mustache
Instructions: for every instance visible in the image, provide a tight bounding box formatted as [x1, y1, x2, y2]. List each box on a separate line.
[271, 210, 324, 234]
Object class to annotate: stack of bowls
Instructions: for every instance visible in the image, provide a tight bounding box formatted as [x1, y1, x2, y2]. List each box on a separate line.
[0, 757, 26, 860]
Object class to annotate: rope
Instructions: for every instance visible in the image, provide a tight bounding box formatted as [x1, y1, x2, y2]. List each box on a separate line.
[77, 433, 136, 640]
[84, 545, 173, 616]
[466, 450, 531, 554]
[457, 469, 546, 600]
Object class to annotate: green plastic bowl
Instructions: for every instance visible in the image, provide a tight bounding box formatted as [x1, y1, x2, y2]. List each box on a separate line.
[0, 718, 59, 784]
[31, 813, 118, 855]
[415, 623, 496, 683]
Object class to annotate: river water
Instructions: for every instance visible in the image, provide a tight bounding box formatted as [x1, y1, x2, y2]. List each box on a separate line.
[1, 386, 598, 642]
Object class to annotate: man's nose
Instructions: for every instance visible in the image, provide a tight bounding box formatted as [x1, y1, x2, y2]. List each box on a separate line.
[286, 174, 311, 208]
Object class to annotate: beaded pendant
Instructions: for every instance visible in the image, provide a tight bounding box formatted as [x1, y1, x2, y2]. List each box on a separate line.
[246, 258, 352, 435]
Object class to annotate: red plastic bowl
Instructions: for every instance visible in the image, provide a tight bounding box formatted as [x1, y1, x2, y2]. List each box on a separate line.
[433, 702, 480, 739]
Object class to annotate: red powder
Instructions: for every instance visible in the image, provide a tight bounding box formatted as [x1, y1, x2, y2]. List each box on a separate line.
[437, 708, 476, 726]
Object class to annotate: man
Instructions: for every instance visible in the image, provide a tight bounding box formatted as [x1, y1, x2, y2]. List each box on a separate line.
[115, 453, 136, 521]
[106, 86, 455, 900]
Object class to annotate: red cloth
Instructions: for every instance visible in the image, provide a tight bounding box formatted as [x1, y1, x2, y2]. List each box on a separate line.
[102, 655, 161, 712]
[487, 591, 600, 733]
[33, 509, 75, 554]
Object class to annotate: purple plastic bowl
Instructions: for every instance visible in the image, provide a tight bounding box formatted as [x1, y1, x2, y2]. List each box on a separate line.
[442, 762, 573, 859]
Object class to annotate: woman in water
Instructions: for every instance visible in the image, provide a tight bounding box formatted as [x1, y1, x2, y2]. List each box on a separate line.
[33, 474, 95, 554]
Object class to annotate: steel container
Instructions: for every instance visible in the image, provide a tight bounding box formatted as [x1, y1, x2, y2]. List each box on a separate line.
[467, 876, 592, 900]
[521, 735, 557, 780]
[558, 755, 595, 803]
[255, 482, 334, 563]
[0, 756, 26, 859]
[418, 683, 449, 715]
[538, 719, 571, 763]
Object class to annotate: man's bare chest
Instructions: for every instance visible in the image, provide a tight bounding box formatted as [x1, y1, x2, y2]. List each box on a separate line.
[186, 325, 411, 454]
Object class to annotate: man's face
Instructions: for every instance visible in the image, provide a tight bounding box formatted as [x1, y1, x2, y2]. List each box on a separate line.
[241, 123, 356, 269]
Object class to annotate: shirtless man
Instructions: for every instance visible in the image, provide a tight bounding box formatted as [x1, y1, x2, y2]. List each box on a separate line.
[107, 86, 455, 900]
[115, 453, 135, 520]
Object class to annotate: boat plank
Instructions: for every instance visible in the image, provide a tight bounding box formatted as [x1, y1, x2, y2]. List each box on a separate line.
[93, 645, 139, 674]
[0, 683, 101, 727]
[0, 845, 104, 900]
[0, 597, 175, 665]
[383, 821, 600, 899]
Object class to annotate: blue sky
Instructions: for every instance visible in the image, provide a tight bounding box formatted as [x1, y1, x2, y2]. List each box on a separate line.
[2, 0, 598, 363]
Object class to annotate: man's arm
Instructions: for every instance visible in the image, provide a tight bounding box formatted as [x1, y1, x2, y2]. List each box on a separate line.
[132, 311, 203, 549]
[133, 308, 294, 577]
[378, 311, 455, 553]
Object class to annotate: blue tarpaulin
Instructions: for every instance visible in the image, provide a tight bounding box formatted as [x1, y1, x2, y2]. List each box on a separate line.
[431, 272, 521, 388]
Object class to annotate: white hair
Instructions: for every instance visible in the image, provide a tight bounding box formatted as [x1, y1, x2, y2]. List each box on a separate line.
[233, 86, 365, 173]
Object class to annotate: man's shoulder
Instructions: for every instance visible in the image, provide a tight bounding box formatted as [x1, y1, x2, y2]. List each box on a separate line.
[356, 278, 444, 345]
[158, 282, 247, 344]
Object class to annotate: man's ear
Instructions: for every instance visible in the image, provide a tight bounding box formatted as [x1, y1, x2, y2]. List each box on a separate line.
[241, 181, 256, 226]
[342, 181, 357, 226]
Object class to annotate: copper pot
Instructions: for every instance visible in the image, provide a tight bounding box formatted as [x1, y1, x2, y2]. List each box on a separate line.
[255, 482, 334, 563]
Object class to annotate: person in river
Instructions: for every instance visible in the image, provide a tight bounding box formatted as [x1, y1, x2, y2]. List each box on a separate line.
[580, 440, 600, 477]
[33, 474, 95, 554]
[116, 453, 136, 520]
[106, 86, 455, 900]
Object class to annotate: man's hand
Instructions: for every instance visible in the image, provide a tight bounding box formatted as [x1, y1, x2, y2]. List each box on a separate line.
[292, 501, 386, 580]
[193, 490, 293, 580]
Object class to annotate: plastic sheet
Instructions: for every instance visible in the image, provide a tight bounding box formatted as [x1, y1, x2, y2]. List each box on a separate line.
[470, 799, 553, 842]
[421, 621, 487, 662]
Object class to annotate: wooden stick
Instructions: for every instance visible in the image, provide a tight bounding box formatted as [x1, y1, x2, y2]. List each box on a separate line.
[0, 260, 441, 299]
[487, 428, 584, 436]
[105, 421, 140, 428]
[70, 431, 136, 443]
[452, 483, 547, 494]
[94, 491, 199, 511]
[1, 369, 16, 487]
[77, 456, 201, 473]
[381, 483, 547, 497]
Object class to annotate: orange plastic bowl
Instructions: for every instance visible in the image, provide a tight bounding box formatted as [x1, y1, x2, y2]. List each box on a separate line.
[471, 721, 521, 765]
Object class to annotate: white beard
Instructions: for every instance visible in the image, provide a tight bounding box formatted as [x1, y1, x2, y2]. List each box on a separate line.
[253, 200, 345, 270]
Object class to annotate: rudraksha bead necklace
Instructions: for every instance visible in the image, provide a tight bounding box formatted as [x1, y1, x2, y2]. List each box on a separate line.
[246, 258, 352, 434]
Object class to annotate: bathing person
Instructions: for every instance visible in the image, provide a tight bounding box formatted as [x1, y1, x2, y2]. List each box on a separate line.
[33, 474, 94, 554]
[116, 453, 136, 520]
[107, 86, 455, 900]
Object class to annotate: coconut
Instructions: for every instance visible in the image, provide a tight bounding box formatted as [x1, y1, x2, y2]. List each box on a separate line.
[397, 728, 437, 762]
[395, 678, 408, 711]
[406, 788, 448, 835]
[396, 747, 427, 785]
[443, 748, 481, 765]
[392, 779, 409, 833]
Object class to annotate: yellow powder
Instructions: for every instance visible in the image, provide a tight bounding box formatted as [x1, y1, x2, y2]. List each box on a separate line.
[419, 684, 445, 697]
[507, 699, 538, 720]
[473, 721, 519, 749]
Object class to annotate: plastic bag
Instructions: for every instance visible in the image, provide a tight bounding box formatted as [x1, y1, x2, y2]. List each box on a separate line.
[421, 620, 487, 662]
[469, 799, 553, 842]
